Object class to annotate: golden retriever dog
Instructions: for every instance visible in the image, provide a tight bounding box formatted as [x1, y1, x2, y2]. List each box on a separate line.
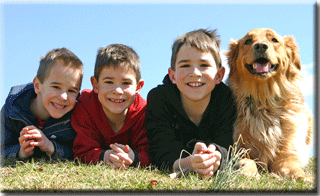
[226, 28, 313, 181]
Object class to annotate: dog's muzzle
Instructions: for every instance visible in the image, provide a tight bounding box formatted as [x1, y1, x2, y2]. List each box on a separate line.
[246, 42, 279, 76]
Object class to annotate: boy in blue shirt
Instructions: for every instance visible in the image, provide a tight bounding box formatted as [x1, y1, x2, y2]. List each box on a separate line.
[2, 48, 83, 161]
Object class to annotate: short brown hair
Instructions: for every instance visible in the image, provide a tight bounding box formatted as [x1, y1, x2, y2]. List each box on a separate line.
[94, 44, 141, 82]
[37, 48, 83, 83]
[171, 29, 221, 70]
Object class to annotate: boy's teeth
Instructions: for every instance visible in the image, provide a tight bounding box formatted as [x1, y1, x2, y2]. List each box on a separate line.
[53, 103, 65, 109]
[111, 99, 124, 103]
[189, 83, 202, 87]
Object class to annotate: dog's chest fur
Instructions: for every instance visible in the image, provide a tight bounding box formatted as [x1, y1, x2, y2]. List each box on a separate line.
[236, 93, 309, 166]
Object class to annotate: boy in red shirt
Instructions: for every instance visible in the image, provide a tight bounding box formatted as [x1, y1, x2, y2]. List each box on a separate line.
[72, 44, 150, 168]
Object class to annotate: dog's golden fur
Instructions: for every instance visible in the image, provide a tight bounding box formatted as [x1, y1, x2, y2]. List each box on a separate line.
[227, 28, 313, 181]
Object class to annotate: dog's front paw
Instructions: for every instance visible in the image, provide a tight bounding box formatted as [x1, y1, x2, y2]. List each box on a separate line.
[235, 158, 260, 178]
[276, 166, 313, 182]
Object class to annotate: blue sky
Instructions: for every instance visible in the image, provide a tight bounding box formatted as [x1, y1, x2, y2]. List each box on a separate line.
[0, 1, 316, 156]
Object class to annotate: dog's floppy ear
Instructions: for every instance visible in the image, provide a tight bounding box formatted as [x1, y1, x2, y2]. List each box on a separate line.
[284, 36, 301, 70]
[227, 39, 239, 70]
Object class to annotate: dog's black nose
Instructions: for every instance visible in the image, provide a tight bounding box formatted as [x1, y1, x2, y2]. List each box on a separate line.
[254, 42, 269, 52]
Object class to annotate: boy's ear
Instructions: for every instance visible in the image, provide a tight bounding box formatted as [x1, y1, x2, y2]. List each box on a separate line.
[135, 79, 144, 94]
[168, 68, 176, 84]
[214, 67, 225, 84]
[90, 76, 99, 93]
[33, 77, 41, 94]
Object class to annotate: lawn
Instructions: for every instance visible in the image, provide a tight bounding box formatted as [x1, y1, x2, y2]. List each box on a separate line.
[1, 147, 316, 193]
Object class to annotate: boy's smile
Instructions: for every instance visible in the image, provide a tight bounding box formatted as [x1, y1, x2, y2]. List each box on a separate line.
[169, 44, 224, 104]
[187, 82, 204, 87]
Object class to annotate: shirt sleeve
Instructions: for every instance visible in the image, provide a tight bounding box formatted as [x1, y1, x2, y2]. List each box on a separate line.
[206, 87, 237, 171]
[128, 111, 151, 167]
[71, 102, 105, 164]
[1, 106, 21, 159]
[49, 134, 75, 160]
[145, 88, 188, 171]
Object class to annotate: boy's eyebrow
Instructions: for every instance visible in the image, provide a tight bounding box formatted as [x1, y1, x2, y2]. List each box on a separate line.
[101, 76, 134, 81]
[178, 59, 210, 64]
[122, 78, 134, 81]
[177, 59, 190, 64]
[50, 82, 80, 91]
[102, 76, 114, 80]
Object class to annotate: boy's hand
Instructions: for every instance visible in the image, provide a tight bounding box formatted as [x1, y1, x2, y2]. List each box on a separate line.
[190, 142, 221, 177]
[18, 126, 35, 159]
[103, 143, 135, 169]
[18, 126, 55, 158]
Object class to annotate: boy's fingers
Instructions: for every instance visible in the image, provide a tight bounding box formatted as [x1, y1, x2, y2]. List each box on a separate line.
[24, 145, 35, 153]
[113, 143, 130, 153]
[28, 133, 42, 140]
[206, 144, 216, 153]
[21, 140, 35, 152]
[20, 127, 31, 136]
[196, 165, 214, 176]
[193, 142, 207, 155]
[110, 144, 125, 153]
[18, 135, 30, 143]
[30, 141, 40, 146]
[22, 125, 38, 132]
[192, 153, 215, 163]
[117, 154, 133, 165]
[123, 145, 130, 153]
[109, 153, 122, 162]
[213, 151, 221, 161]
[26, 129, 41, 135]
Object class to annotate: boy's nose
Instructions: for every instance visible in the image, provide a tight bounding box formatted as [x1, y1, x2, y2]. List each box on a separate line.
[60, 92, 68, 100]
[113, 86, 124, 94]
[191, 66, 202, 76]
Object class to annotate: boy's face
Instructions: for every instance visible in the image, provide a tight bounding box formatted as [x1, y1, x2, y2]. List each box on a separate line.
[33, 62, 82, 120]
[91, 66, 144, 118]
[169, 44, 224, 104]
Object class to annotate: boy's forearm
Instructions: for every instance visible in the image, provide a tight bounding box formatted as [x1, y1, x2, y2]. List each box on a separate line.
[173, 156, 193, 171]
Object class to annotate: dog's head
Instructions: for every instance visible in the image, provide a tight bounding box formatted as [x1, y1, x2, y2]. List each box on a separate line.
[227, 28, 301, 82]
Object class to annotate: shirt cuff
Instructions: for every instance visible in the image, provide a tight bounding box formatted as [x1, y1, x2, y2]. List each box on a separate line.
[130, 149, 139, 167]
[100, 150, 106, 162]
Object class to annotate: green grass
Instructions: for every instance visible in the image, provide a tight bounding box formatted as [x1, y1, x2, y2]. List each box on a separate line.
[1, 150, 316, 193]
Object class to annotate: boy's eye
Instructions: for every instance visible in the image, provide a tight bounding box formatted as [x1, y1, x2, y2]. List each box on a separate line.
[200, 64, 210, 67]
[68, 89, 78, 94]
[104, 81, 113, 84]
[123, 82, 132, 85]
[179, 64, 190, 68]
[52, 86, 60, 89]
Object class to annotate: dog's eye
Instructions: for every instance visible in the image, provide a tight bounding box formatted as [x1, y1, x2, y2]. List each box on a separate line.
[244, 39, 252, 45]
[271, 38, 278, 43]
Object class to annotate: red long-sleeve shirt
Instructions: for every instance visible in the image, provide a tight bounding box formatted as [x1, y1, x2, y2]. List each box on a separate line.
[72, 89, 151, 167]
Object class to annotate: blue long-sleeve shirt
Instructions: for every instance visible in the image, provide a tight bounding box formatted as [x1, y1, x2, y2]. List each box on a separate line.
[1, 83, 76, 160]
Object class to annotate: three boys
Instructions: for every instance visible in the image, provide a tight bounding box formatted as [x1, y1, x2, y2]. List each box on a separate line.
[2, 29, 236, 177]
